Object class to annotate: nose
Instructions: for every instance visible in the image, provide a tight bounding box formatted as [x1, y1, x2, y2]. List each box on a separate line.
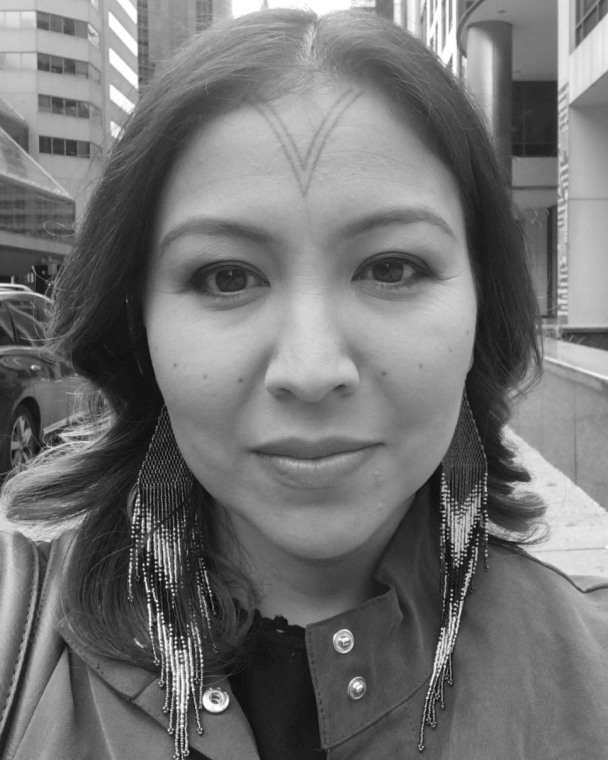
[264, 297, 360, 403]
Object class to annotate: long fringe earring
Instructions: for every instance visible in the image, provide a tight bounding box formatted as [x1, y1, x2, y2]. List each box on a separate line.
[128, 406, 217, 760]
[418, 391, 489, 751]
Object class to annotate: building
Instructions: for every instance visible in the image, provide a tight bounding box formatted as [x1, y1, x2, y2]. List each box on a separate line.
[411, 1, 608, 506]
[411, 1, 559, 323]
[351, 0, 407, 24]
[138, 0, 232, 86]
[0, 0, 138, 221]
[0, 95, 75, 286]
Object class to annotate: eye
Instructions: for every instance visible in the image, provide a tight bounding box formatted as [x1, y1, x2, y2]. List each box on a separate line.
[354, 256, 424, 289]
[191, 264, 267, 296]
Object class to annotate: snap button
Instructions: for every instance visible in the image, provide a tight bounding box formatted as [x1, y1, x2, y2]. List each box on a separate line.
[333, 629, 354, 654]
[347, 676, 367, 700]
[202, 686, 230, 713]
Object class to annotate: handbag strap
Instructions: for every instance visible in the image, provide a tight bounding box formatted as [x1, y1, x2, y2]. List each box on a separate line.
[0, 529, 74, 757]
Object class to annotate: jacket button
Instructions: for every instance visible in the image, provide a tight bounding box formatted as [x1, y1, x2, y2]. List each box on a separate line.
[202, 687, 230, 713]
[333, 629, 354, 654]
[347, 676, 367, 700]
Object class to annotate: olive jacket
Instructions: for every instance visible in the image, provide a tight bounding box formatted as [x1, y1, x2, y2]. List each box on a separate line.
[2, 486, 608, 760]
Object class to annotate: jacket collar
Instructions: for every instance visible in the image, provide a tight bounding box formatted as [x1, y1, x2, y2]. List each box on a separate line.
[59, 482, 442, 757]
[305, 482, 441, 748]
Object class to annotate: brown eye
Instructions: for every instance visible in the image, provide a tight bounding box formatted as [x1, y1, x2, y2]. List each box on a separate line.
[370, 260, 409, 283]
[193, 264, 267, 297]
[213, 267, 249, 292]
[355, 256, 420, 288]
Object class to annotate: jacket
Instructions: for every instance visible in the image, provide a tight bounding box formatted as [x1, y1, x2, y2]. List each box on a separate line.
[2, 485, 608, 760]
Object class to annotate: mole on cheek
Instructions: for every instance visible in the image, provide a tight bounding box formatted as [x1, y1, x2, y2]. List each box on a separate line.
[237, 377, 244, 384]
[418, 363, 424, 369]
[173, 363, 178, 368]
[203, 374, 208, 380]
[380, 371, 388, 378]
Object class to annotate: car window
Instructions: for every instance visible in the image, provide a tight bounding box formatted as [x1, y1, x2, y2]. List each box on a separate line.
[7, 298, 46, 347]
[0, 302, 15, 347]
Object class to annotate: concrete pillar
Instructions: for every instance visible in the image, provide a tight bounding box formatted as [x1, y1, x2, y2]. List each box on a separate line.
[466, 21, 513, 179]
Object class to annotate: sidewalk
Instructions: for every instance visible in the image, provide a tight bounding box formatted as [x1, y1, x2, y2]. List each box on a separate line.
[506, 428, 608, 577]
[2, 432, 608, 577]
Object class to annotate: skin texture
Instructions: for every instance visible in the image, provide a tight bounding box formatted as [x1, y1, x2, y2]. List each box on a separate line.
[144, 84, 477, 625]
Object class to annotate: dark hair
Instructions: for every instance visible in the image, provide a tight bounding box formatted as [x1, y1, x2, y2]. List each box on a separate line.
[4, 8, 545, 670]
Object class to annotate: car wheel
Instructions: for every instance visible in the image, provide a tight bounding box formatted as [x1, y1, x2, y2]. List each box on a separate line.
[7, 405, 38, 472]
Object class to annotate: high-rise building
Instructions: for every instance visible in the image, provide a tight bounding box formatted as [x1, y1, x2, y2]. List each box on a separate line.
[0, 1, 138, 219]
[0, 95, 75, 284]
[137, 0, 232, 86]
[351, 0, 402, 23]
[412, 1, 559, 323]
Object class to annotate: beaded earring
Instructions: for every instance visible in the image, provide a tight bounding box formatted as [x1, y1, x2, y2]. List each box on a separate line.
[418, 391, 489, 751]
[128, 406, 216, 760]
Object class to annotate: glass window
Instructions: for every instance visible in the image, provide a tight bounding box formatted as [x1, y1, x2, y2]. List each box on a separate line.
[77, 101, 89, 118]
[50, 55, 63, 74]
[64, 99, 77, 118]
[88, 23, 100, 48]
[37, 53, 50, 72]
[77, 141, 90, 158]
[49, 14, 63, 33]
[64, 58, 76, 76]
[65, 140, 78, 157]
[38, 94, 52, 112]
[0, 303, 15, 347]
[21, 11, 36, 28]
[51, 97, 64, 115]
[8, 300, 44, 347]
[4, 12, 21, 29]
[39, 136, 52, 154]
[3, 53, 21, 69]
[52, 137, 65, 155]
[21, 53, 36, 69]
[36, 12, 50, 30]
[75, 19, 88, 39]
[0, 303, 15, 346]
[75, 60, 89, 78]
[62, 16, 75, 36]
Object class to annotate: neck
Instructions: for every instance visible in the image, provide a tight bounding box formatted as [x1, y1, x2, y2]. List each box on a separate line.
[214, 508, 408, 628]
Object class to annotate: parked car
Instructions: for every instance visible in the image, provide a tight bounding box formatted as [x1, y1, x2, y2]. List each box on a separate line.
[0, 285, 83, 473]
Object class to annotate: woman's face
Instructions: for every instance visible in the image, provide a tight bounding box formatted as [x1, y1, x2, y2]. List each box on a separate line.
[144, 84, 477, 565]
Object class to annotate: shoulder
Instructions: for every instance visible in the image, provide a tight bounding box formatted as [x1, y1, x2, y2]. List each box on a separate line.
[474, 538, 608, 645]
[488, 537, 608, 595]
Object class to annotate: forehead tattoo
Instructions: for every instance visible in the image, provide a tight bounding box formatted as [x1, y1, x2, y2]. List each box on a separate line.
[254, 88, 363, 197]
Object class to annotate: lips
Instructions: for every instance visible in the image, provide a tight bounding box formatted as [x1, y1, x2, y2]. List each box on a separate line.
[253, 437, 378, 459]
[253, 438, 381, 489]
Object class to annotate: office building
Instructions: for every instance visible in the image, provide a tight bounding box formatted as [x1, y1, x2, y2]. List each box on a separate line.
[0, 0, 138, 220]
[412, 1, 560, 324]
[0, 95, 75, 284]
[138, 0, 232, 86]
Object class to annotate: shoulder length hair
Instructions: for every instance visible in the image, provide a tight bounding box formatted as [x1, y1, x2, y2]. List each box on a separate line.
[4, 8, 545, 669]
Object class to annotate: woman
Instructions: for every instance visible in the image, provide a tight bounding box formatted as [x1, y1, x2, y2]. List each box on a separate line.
[1, 8, 607, 760]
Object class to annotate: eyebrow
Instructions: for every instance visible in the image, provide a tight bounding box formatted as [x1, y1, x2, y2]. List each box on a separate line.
[157, 206, 456, 256]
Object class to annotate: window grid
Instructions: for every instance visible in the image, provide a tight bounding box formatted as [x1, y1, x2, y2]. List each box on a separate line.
[575, 0, 608, 45]
[0, 11, 36, 29]
[36, 11, 100, 49]
[39, 135, 100, 158]
[0, 177, 75, 241]
[38, 94, 101, 123]
[37, 53, 101, 84]
[0, 52, 37, 69]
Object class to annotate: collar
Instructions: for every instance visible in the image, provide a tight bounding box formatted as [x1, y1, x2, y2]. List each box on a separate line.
[59, 482, 442, 757]
[305, 482, 441, 748]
